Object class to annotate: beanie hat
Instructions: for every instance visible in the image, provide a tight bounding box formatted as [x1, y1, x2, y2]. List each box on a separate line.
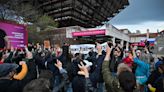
[155, 61, 163, 69]
[0, 63, 19, 77]
[122, 57, 133, 67]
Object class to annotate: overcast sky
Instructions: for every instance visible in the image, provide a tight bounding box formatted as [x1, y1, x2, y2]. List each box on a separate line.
[109, 0, 164, 33]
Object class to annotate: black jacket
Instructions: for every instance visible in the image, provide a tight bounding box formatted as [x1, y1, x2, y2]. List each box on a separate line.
[147, 70, 164, 92]
[0, 79, 26, 92]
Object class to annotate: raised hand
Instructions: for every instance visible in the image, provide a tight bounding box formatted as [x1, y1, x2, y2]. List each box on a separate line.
[24, 46, 29, 52]
[131, 45, 137, 58]
[104, 43, 111, 61]
[19, 61, 26, 65]
[36, 43, 40, 49]
[96, 42, 102, 55]
[78, 62, 89, 78]
[106, 44, 111, 55]
[55, 59, 63, 70]
[144, 46, 149, 53]
[26, 52, 33, 59]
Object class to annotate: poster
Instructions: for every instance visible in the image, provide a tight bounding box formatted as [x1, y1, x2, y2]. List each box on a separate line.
[0, 21, 27, 48]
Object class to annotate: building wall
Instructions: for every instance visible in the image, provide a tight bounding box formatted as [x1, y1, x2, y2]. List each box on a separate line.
[40, 27, 83, 45]
[130, 37, 146, 43]
[106, 25, 130, 42]
[65, 24, 130, 42]
[154, 34, 164, 55]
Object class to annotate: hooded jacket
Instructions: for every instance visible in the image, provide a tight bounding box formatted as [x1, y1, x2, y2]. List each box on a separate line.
[133, 57, 150, 85]
[133, 58, 150, 77]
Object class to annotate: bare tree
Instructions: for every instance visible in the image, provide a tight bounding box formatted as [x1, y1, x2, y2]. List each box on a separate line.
[0, 0, 15, 20]
[0, 0, 58, 43]
[0, 0, 40, 22]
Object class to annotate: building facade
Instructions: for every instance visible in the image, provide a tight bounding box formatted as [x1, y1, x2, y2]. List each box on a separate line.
[37, 0, 129, 27]
[129, 33, 158, 43]
[40, 24, 130, 50]
[154, 30, 164, 56]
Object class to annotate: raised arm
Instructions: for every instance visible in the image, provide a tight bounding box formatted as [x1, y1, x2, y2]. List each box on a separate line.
[53, 60, 69, 92]
[131, 46, 137, 58]
[104, 44, 111, 61]
[78, 62, 95, 92]
[13, 61, 28, 80]
[102, 44, 114, 92]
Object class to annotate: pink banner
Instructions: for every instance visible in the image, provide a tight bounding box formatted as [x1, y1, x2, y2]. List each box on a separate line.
[131, 42, 145, 47]
[72, 29, 106, 37]
[0, 21, 27, 48]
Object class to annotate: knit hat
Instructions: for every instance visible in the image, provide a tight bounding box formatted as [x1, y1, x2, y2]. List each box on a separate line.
[122, 57, 133, 67]
[155, 61, 163, 69]
[0, 63, 19, 77]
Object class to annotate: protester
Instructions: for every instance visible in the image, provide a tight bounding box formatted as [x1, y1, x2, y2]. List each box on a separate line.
[147, 62, 164, 92]
[109, 46, 123, 76]
[23, 78, 51, 92]
[0, 40, 162, 92]
[54, 43, 63, 57]
[132, 46, 150, 92]
[23, 60, 69, 92]
[102, 43, 138, 92]
[140, 47, 155, 72]
[77, 61, 97, 92]
[0, 61, 28, 92]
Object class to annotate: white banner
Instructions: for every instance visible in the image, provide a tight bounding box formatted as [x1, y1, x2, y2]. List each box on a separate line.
[70, 44, 95, 54]
[69, 42, 108, 54]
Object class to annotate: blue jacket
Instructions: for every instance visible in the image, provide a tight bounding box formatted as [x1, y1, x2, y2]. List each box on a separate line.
[133, 57, 150, 77]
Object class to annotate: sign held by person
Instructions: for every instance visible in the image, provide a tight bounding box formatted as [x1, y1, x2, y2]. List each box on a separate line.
[44, 40, 50, 49]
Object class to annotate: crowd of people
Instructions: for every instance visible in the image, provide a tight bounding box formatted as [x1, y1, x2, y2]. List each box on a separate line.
[0, 41, 163, 92]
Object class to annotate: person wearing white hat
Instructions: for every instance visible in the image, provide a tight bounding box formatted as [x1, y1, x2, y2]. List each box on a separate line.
[136, 50, 141, 57]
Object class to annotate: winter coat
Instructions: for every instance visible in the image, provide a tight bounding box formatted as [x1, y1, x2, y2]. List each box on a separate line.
[102, 60, 138, 92]
[0, 79, 25, 92]
[134, 57, 150, 77]
[133, 57, 150, 85]
[0, 61, 34, 92]
[147, 70, 164, 92]
[90, 55, 105, 87]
